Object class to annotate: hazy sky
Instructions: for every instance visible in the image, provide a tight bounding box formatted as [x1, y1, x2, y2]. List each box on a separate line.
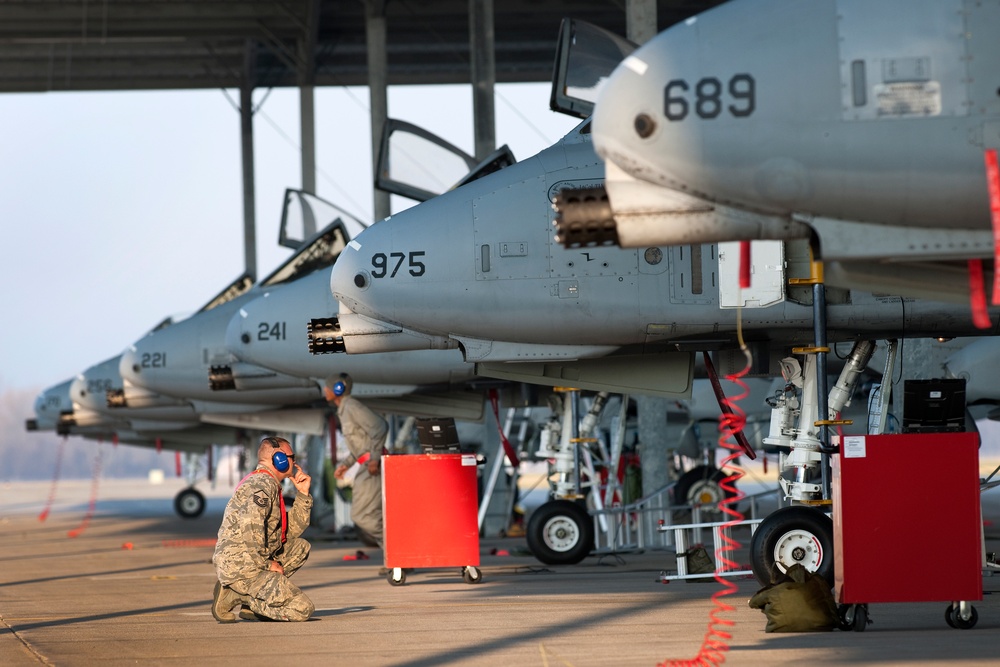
[0, 82, 580, 394]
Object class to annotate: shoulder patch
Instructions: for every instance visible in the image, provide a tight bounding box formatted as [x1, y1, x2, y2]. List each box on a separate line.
[253, 490, 269, 508]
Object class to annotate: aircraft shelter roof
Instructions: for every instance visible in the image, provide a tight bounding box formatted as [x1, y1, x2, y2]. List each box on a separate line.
[0, 0, 724, 93]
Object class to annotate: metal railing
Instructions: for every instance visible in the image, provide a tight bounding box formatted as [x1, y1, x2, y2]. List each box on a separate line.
[590, 483, 779, 556]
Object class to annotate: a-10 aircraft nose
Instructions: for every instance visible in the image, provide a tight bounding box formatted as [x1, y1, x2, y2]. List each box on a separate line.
[119, 345, 144, 386]
[119, 337, 175, 392]
[330, 190, 473, 341]
[69, 356, 123, 411]
[223, 306, 251, 358]
[330, 223, 396, 324]
[591, 30, 687, 187]
[29, 380, 73, 431]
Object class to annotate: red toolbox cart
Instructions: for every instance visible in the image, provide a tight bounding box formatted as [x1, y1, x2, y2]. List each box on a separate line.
[381, 452, 483, 586]
[832, 432, 983, 630]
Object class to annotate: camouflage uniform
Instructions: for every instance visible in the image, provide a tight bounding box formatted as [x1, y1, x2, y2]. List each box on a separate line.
[213, 468, 315, 621]
[337, 394, 389, 547]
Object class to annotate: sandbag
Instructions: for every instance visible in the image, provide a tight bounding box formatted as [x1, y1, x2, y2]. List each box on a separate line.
[679, 546, 715, 582]
[748, 563, 840, 632]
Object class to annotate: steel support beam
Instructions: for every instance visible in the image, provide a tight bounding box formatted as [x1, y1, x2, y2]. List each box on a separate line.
[469, 0, 496, 161]
[626, 0, 657, 44]
[298, 0, 320, 204]
[365, 0, 390, 221]
[240, 38, 258, 281]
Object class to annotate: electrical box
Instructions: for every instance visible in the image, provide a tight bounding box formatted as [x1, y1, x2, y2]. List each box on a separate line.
[832, 432, 982, 604]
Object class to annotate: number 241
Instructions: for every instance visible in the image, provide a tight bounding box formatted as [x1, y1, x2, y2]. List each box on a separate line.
[372, 251, 426, 278]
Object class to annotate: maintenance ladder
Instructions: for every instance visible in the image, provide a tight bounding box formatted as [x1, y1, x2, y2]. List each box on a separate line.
[589, 483, 776, 579]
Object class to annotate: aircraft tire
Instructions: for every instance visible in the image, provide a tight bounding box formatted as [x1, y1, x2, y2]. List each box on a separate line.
[526, 499, 594, 565]
[174, 487, 206, 519]
[749, 505, 833, 586]
[671, 465, 738, 518]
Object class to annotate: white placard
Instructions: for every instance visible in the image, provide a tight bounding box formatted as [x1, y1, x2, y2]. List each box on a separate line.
[843, 435, 867, 458]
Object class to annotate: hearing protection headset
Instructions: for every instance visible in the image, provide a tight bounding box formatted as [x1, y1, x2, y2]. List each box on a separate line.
[262, 436, 291, 473]
[332, 372, 350, 396]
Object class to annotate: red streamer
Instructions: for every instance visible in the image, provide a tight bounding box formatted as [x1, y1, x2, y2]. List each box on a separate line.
[985, 148, 1000, 305]
[738, 241, 751, 289]
[968, 259, 992, 329]
[488, 389, 520, 467]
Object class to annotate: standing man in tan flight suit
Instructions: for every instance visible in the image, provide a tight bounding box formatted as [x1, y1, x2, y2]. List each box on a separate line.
[212, 436, 315, 623]
[325, 373, 389, 549]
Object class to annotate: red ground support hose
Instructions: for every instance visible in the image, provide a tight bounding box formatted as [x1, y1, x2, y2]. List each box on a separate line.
[38, 435, 67, 522]
[659, 350, 751, 667]
[68, 441, 104, 538]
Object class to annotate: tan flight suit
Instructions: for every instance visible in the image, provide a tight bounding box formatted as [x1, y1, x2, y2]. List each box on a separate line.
[213, 468, 315, 621]
[337, 394, 389, 547]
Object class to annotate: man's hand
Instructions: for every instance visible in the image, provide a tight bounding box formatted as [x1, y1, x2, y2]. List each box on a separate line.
[290, 464, 312, 495]
[367, 459, 380, 475]
[333, 464, 348, 480]
[268, 560, 285, 575]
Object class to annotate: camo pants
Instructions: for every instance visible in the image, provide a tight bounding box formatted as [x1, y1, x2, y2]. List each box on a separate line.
[227, 537, 314, 621]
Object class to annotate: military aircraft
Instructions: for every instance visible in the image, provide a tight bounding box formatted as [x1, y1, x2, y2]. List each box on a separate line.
[326, 96, 999, 578]
[328, 117, 993, 376]
[563, 0, 1000, 306]
[26, 374, 249, 517]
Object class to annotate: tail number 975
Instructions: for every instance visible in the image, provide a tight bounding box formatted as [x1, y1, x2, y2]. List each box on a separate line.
[371, 251, 426, 278]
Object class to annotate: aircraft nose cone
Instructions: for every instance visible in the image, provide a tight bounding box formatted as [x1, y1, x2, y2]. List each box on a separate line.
[592, 52, 659, 172]
[68, 375, 90, 408]
[71, 356, 124, 410]
[224, 306, 252, 354]
[119, 346, 143, 385]
[330, 236, 375, 318]
[31, 380, 73, 430]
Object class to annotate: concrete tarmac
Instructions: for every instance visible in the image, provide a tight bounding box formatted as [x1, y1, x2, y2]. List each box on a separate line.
[2, 477, 1000, 666]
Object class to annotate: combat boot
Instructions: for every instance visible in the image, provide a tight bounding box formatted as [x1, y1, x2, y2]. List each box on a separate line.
[211, 581, 243, 623]
[239, 606, 276, 621]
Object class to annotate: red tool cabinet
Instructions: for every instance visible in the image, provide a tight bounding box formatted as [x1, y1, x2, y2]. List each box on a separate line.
[381, 453, 483, 585]
[832, 432, 982, 605]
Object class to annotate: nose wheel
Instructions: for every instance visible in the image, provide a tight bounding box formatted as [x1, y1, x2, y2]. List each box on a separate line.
[526, 500, 594, 565]
[750, 505, 833, 586]
[671, 465, 738, 521]
[173, 487, 206, 518]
